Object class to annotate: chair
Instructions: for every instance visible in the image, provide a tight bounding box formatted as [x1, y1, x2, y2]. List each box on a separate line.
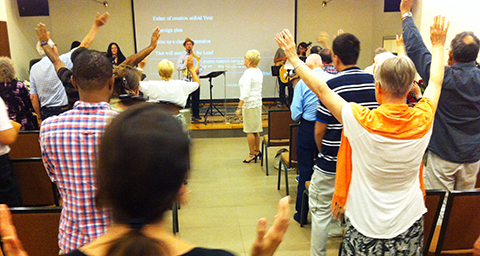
[261, 109, 296, 176]
[277, 124, 299, 196]
[430, 190, 480, 255]
[11, 158, 59, 206]
[7, 206, 62, 256]
[424, 190, 447, 255]
[8, 130, 41, 159]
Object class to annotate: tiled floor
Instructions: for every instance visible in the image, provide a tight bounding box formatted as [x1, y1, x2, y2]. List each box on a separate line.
[165, 137, 342, 255]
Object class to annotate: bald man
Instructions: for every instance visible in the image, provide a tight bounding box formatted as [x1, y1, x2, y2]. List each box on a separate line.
[290, 54, 334, 224]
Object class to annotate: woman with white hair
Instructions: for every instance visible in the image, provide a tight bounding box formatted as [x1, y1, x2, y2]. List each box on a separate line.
[0, 57, 37, 130]
[236, 50, 263, 163]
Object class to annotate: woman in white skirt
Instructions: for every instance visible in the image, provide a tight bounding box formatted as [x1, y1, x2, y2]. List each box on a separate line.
[236, 50, 263, 163]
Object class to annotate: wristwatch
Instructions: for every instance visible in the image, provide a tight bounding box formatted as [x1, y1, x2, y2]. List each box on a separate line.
[40, 40, 49, 46]
[402, 12, 412, 19]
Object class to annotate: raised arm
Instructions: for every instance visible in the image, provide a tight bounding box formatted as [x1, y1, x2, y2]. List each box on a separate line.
[36, 23, 65, 73]
[422, 15, 448, 109]
[275, 29, 347, 124]
[79, 12, 110, 48]
[121, 27, 161, 67]
[401, 0, 433, 82]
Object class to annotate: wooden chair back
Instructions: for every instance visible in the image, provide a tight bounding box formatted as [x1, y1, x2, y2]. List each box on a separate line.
[8, 130, 41, 159]
[267, 109, 295, 143]
[424, 190, 446, 255]
[288, 124, 299, 166]
[433, 190, 480, 255]
[8, 206, 61, 256]
[11, 158, 59, 206]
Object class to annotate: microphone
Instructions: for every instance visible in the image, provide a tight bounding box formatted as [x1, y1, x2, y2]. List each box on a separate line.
[188, 49, 192, 54]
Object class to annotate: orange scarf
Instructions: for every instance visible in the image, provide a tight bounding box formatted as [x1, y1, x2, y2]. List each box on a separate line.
[332, 98, 435, 210]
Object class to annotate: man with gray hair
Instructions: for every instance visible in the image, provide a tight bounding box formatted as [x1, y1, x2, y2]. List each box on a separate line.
[401, 0, 480, 195]
[30, 37, 74, 122]
[290, 54, 333, 224]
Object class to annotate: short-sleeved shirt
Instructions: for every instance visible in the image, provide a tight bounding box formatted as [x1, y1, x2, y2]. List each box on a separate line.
[314, 67, 378, 175]
[342, 98, 434, 238]
[40, 101, 117, 252]
[290, 67, 334, 122]
[140, 80, 199, 108]
[29, 48, 76, 108]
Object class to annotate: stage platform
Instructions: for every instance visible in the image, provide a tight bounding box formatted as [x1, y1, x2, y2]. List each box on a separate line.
[188, 102, 288, 138]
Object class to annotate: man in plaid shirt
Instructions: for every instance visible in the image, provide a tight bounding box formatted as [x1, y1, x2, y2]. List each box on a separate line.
[40, 50, 117, 253]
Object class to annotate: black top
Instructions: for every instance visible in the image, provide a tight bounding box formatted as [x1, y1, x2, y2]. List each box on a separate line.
[61, 247, 235, 256]
[57, 67, 80, 108]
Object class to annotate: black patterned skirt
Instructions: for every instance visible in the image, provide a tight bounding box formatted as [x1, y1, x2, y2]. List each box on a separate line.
[341, 216, 423, 256]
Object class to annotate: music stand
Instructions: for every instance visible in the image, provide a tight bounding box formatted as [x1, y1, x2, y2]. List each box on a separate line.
[270, 66, 281, 109]
[200, 71, 226, 123]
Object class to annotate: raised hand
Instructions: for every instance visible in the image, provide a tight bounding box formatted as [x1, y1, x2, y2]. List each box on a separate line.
[275, 29, 300, 65]
[150, 27, 161, 48]
[430, 15, 449, 47]
[250, 196, 289, 256]
[400, 0, 414, 15]
[186, 55, 194, 69]
[94, 12, 110, 27]
[35, 23, 49, 42]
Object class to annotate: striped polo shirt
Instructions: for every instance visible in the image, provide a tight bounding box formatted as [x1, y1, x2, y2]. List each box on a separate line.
[314, 67, 379, 175]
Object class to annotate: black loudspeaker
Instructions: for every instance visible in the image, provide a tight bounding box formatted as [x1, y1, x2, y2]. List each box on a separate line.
[17, 0, 49, 17]
[384, 0, 401, 12]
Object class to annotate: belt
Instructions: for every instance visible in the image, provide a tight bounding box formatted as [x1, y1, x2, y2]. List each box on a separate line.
[41, 105, 69, 110]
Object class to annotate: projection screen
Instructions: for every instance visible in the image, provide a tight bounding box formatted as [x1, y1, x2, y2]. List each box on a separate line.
[132, 0, 295, 100]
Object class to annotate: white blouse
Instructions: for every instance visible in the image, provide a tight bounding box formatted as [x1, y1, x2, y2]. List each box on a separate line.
[239, 68, 263, 109]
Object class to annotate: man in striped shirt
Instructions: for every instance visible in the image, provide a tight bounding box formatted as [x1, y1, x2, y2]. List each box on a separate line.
[309, 33, 379, 256]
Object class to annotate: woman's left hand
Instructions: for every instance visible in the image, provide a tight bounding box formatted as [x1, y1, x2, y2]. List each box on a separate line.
[235, 108, 242, 120]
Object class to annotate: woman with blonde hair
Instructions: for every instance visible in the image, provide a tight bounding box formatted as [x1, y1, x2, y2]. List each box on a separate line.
[236, 50, 263, 163]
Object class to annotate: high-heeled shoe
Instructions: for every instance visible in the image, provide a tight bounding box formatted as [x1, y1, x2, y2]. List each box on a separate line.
[243, 153, 258, 163]
[255, 150, 262, 160]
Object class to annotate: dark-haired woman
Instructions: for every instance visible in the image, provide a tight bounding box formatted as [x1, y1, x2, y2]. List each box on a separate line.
[106, 42, 126, 66]
[0, 103, 289, 256]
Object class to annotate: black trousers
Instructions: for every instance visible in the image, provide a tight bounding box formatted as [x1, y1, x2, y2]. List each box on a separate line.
[0, 154, 22, 207]
[189, 87, 200, 118]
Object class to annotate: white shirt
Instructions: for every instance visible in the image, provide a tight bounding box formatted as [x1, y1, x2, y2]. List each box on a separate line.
[139, 80, 199, 108]
[0, 98, 13, 156]
[342, 103, 429, 239]
[239, 68, 263, 109]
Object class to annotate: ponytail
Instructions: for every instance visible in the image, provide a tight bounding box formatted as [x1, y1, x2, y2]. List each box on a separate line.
[106, 229, 166, 256]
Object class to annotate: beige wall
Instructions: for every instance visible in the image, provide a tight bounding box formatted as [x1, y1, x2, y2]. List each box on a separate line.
[4, 0, 134, 80]
[415, 0, 480, 63]
[4, 0, 47, 80]
[0, 0, 7, 21]
[10, 0, 478, 80]
[297, 0, 375, 69]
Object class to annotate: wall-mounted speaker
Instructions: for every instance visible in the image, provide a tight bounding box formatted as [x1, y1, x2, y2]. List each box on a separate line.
[17, 0, 49, 17]
[384, 0, 401, 12]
